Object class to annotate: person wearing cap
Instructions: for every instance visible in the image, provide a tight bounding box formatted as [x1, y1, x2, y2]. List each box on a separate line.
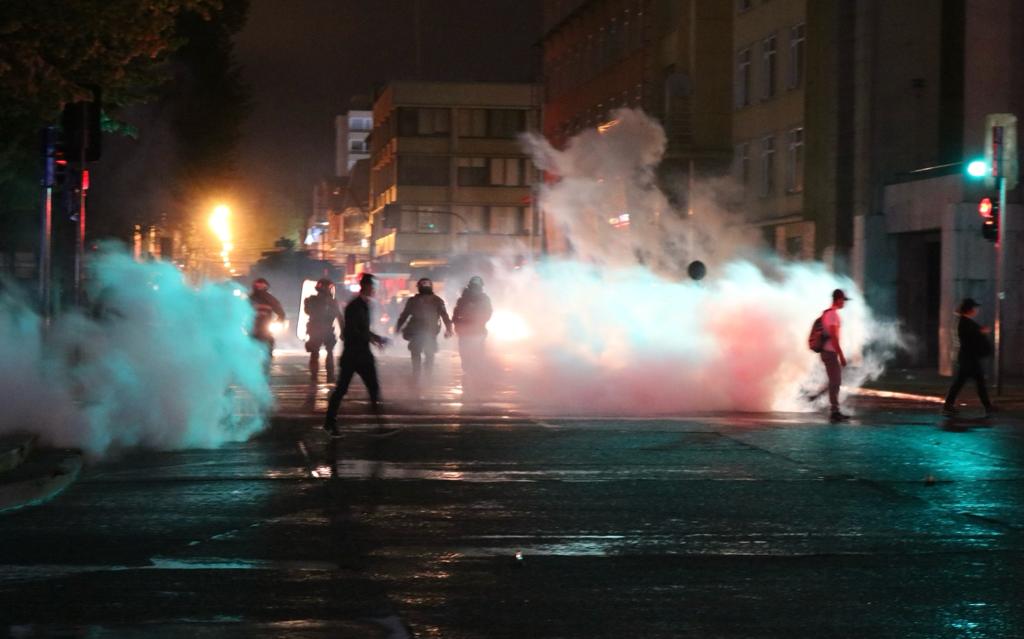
[942, 298, 995, 417]
[249, 277, 286, 356]
[452, 276, 493, 375]
[324, 273, 390, 436]
[395, 277, 453, 379]
[820, 289, 850, 422]
[303, 278, 342, 383]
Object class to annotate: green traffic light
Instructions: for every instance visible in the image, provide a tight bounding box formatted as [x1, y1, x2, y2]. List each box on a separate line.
[966, 160, 988, 177]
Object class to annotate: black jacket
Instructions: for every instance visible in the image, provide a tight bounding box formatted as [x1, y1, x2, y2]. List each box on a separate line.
[957, 316, 992, 362]
[342, 295, 382, 354]
[453, 289, 493, 336]
[396, 292, 452, 337]
[304, 292, 341, 338]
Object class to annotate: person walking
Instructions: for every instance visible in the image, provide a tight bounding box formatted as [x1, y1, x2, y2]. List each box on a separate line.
[303, 278, 342, 383]
[452, 276, 493, 374]
[942, 298, 995, 417]
[395, 278, 453, 379]
[819, 288, 850, 422]
[249, 277, 286, 357]
[323, 273, 390, 436]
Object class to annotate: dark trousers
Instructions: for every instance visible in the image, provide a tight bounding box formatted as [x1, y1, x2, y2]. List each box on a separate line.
[820, 351, 842, 412]
[324, 351, 380, 427]
[944, 360, 992, 410]
[307, 335, 336, 381]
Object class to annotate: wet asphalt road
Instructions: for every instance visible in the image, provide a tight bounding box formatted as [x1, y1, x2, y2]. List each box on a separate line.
[1, 351, 1023, 638]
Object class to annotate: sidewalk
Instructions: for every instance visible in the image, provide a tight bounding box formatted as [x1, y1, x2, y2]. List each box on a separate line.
[861, 367, 1024, 409]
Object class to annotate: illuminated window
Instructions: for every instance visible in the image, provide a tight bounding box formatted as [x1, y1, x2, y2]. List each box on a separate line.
[398, 108, 450, 136]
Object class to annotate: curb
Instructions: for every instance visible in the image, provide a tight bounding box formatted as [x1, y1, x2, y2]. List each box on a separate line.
[0, 452, 83, 515]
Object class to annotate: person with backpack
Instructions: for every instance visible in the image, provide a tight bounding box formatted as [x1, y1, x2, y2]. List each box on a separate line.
[395, 278, 453, 379]
[452, 276, 493, 374]
[808, 289, 850, 422]
[303, 278, 342, 383]
[942, 298, 995, 417]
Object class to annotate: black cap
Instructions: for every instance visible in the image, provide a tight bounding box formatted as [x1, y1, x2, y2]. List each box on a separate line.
[832, 288, 851, 302]
[959, 298, 980, 313]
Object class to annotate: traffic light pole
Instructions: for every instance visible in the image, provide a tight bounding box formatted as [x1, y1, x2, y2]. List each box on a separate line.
[38, 127, 55, 321]
[994, 174, 1006, 395]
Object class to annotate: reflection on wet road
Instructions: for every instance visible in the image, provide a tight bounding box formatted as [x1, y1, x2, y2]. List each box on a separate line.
[0, 352, 1021, 637]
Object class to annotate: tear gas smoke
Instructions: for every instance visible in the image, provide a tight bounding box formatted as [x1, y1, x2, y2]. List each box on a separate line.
[475, 108, 902, 414]
[0, 248, 272, 457]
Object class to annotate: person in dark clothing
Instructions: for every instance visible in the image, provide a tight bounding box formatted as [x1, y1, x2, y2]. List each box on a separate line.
[323, 273, 391, 436]
[304, 278, 342, 382]
[943, 298, 995, 417]
[249, 278, 286, 356]
[395, 278, 453, 379]
[452, 276, 493, 374]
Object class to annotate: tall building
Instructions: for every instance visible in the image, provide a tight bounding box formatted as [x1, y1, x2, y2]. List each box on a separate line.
[366, 81, 542, 276]
[732, 0, 1022, 375]
[541, 0, 733, 203]
[335, 110, 373, 177]
[732, 0, 810, 259]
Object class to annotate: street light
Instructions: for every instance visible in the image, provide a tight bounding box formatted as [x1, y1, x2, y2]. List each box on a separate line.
[208, 204, 233, 275]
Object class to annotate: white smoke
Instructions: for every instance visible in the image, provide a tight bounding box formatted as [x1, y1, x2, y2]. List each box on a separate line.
[474, 108, 902, 414]
[0, 248, 272, 457]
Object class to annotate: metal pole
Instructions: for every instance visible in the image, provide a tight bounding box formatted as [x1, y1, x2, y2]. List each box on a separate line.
[994, 173, 1006, 395]
[38, 127, 55, 320]
[74, 105, 89, 305]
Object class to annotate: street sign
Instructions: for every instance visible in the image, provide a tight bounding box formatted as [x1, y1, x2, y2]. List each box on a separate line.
[984, 113, 1018, 190]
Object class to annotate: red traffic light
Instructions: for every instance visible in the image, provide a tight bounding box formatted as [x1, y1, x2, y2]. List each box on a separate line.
[979, 197, 993, 218]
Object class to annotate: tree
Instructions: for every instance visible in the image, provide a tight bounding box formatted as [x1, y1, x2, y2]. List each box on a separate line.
[0, 0, 221, 175]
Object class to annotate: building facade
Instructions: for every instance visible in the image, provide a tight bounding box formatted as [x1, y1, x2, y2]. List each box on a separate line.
[335, 110, 373, 177]
[541, 0, 733, 203]
[367, 81, 542, 274]
[736, 0, 1023, 375]
[732, 0, 811, 259]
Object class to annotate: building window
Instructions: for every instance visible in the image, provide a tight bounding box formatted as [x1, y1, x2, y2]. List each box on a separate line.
[350, 140, 367, 152]
[786, 127, 804, 193]
[735, 142, 750, 186]
[761, 35, 777, 99]
[457, 157, 489, 186]
[785, 235, 803, 259]
[397, 155, 449, 186]
[397, 108, 450, 136]
[788, 23, 805, 88]
[490, 206, 522, 234]
[349, 116, 372, 131]
[415, 207, 450, 233]
[760, 135, 775, 196]
[489, 158, 523, 186]
[457, 109, 487, 137]
[735, 48, 751, 108]
[488, 110, 526, 138]
[452, 205, 488, 233]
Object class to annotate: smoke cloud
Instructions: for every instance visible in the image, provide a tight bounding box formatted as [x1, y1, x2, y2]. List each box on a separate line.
[0, 248, 272, 457]
[473, 108, 902, 414]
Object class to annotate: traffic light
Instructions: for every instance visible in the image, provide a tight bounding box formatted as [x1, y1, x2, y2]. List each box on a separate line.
[980, 197, 999, 242]
[60, 86, 103, 162]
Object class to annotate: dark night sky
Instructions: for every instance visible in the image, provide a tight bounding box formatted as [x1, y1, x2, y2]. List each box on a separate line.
[233, 0, 541, 239]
